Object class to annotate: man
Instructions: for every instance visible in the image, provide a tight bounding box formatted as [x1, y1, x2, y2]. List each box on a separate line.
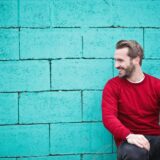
[102, 40, 160, 160]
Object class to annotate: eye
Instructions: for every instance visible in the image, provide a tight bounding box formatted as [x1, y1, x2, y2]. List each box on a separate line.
[118, 59, 123, 62]
[114, 59, 123, 62]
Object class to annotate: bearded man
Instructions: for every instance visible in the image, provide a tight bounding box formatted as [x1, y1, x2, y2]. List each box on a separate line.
[102, 40, 160, 160]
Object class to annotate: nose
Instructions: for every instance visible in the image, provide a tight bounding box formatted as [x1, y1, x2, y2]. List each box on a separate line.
[115, 61, 120, 69]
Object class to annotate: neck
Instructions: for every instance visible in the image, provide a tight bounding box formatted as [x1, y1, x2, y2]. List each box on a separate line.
[126, 67, 145, 83]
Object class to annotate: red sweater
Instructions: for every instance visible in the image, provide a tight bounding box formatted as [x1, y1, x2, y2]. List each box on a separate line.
[102, 73, 160, 146]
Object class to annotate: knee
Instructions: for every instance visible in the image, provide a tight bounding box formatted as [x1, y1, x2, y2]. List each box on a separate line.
[118, 143, 148, 160]
[126, 147, 148, 160]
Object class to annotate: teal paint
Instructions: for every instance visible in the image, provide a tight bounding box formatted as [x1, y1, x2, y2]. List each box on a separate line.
[0, 0, 18, 27]
[142, 59, 160, 77]
[19, 91, 81, 123]
[20, 29, 82, 59]
[144, 29, 160, 58]
[111, 1, 160, 27]
[0, 0, 159, 159]
[83, 28, 143, 58]
[52, 0, 112, 27]
[52, 0, 160, 27]
[0, 61, 50, 91]
[83, 91, 102, 121]
[83, 154, 117, 160]
[51, 59, 113, 90]
[19, 0, 51, 27]
[0, 29, 19, 60]
[18, 155, 80, 160]
[50, 123, 112, 154]
[0, 93, 18, 124]
[0, 125, 49, 156]
[0, 158, 16, 160]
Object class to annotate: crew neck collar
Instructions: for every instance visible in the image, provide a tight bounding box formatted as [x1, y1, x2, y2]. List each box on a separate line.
[127, 74, 145, 84]
[124, 73, 146, 85]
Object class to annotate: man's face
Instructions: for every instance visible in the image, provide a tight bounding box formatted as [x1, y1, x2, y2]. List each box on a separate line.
[114, 47, 135, 78]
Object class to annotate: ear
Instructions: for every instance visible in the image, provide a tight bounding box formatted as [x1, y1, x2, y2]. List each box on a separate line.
[133, 56, 140, 65]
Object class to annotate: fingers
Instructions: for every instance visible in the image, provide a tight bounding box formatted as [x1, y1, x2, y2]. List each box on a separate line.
[127, 136, 144, 148]
[126, 134, 150, 151]
[132, 139, 144, 148]
[138, 135, 150, 151]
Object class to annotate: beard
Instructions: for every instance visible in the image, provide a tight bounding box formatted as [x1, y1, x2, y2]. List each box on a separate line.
[118, 62, 135, 78]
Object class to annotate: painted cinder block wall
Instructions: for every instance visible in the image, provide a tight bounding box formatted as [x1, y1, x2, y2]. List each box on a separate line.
[0, 0, 160, 159]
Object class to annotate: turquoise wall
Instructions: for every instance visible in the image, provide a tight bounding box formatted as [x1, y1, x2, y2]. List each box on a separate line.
[0, 0, 160, 159]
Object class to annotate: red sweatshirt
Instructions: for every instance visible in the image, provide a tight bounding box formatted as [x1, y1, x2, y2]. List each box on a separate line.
[102, 73, 160, 146]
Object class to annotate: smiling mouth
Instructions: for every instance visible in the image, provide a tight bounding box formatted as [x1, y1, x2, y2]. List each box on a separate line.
[118, 68, 124, 72]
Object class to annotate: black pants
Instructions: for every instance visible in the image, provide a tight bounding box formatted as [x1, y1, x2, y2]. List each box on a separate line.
[117, 135, 160, 160]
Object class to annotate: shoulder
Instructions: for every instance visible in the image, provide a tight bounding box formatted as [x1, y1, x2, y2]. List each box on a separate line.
[103, 76, 123, 92]
[145, 73, 160, 84]
[102, 76, 125, 99]
[145, 73, 160, 96]
[105, 76, 123, 86]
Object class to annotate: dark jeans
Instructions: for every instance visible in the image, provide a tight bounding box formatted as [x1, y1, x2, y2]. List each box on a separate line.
[117, 135, 160, 160]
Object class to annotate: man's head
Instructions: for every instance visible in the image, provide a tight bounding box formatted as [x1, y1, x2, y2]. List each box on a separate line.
[114, 40, 144, 78]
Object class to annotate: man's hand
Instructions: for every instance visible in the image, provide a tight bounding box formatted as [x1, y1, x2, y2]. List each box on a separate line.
[126, 134, 150, 151]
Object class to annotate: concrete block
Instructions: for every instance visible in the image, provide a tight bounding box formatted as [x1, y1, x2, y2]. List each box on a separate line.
[0, 29, 19, 60]
[0, 61, 50, 91]
[19, 91, 81, 123]
[83, 154, 117, 160]
[51, 0, 112, 27]
[83, 91, 102, 121]
[0, 93, 18, 124]
[50, 123, 112, 154]
[51, 59, 113, 90]
[111, 1, 160, 27]
[144, 29, 160, 58]
[18, 155, 80, 160]
[83, 28, 143, 58]
[0, 125, 49, 156]
[142, 59, 160, 78]
[20, 29, 81, 59]
[20, 0, 51, 27]
[0, 0, 18, 27]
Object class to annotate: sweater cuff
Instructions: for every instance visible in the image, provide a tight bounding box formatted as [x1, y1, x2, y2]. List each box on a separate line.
[126, 134, 131, 139]
[122, 131, 131, 140]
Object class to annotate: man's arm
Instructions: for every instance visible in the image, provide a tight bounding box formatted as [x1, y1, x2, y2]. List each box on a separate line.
[126, 134, 150, 151]
[157, 79, 160, 100]
[102, 80, 131, 140]
[102, 80, 150, 150]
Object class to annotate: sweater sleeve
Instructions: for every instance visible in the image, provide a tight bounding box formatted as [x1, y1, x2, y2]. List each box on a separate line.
[157, 80, 160, 103]
[102, 80, 131, 140]
[158, 80, 160, 99]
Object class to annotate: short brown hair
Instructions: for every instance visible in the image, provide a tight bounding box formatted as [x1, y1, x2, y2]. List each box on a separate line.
[116, 40, 144, 65]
